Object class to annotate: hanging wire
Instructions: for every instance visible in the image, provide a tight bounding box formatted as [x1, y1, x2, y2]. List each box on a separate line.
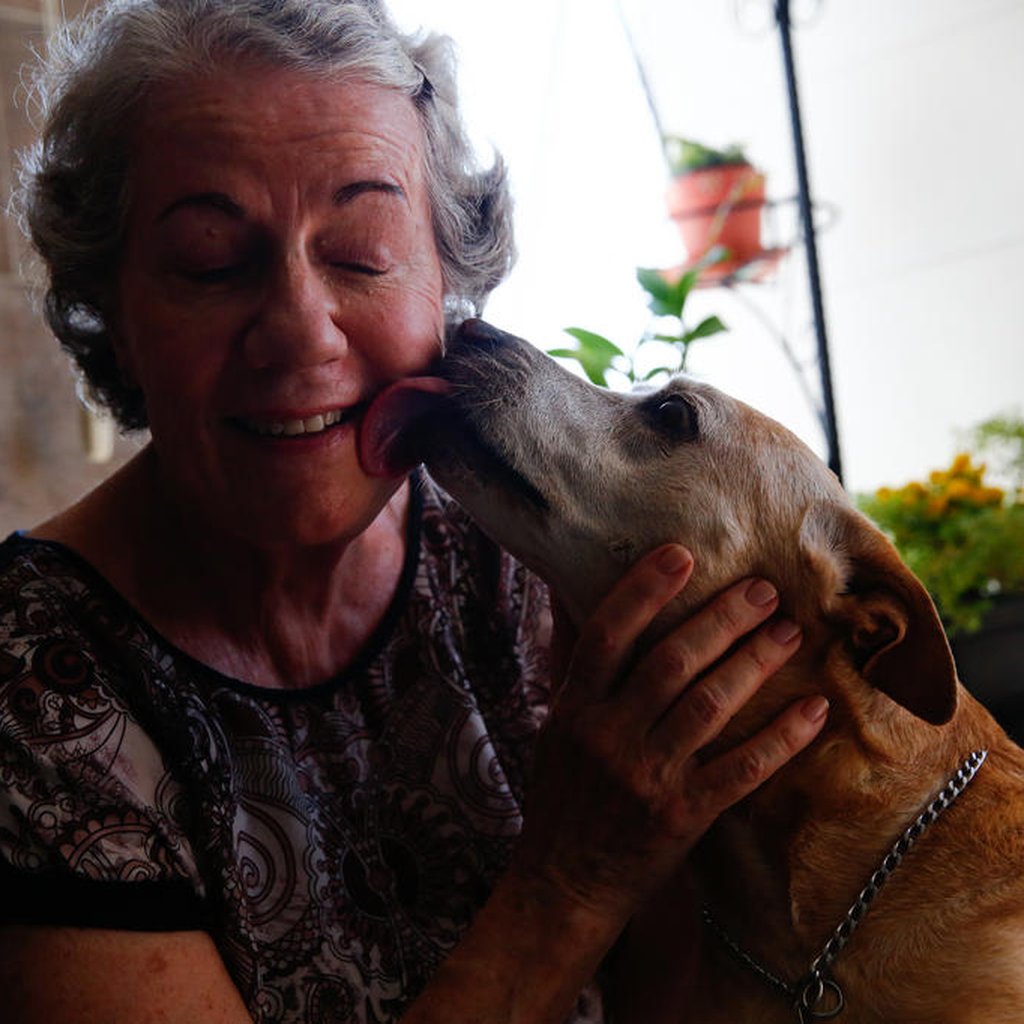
[617, 0, 825, 161]
[733, 0, 824, 37]
[614, 0, 671, 172]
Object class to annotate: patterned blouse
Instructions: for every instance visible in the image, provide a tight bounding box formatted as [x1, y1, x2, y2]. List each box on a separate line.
[0, 473, 604, 1023]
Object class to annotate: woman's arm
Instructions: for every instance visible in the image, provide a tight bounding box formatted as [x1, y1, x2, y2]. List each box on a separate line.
[0, 927, 252, 1023]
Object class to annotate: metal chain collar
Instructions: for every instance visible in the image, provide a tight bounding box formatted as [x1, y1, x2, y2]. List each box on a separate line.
[702, 749, 989, 1022]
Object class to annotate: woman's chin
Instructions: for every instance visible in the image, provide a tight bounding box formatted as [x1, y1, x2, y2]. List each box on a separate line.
[150, 430, 406, 550]
[220, 477, 406, 551]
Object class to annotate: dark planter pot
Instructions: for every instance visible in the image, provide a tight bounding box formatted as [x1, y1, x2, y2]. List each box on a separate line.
[951, 593, 1024, 744]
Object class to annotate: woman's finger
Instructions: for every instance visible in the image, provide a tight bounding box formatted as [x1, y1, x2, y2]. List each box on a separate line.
[561, 544, 693, 704]
[622, 576, 782, 722]
[688, 694, 829, 820]
[651, 614, 803, 758]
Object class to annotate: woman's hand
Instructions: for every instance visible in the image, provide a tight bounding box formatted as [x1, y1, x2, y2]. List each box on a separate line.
[404, 544, 825, 1024]
[514, 542, 827, 925]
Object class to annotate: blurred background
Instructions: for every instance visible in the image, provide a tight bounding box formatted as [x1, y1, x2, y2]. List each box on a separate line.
[388, 0, 1024, 497]
[1, 0, 1021, 521]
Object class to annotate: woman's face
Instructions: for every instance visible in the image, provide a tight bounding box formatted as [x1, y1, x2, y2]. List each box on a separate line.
[115, 62, 446, 546]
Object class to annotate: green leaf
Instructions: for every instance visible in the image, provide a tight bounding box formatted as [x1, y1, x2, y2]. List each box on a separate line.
[549, 352, 609, 386]
[681, 315, 728, 344]
[635, 268, 678, 316]
[582, 364, 613, 386]
[562, 327, 625, 359]
[637, 266, 701, 320]
[672, 268, 699, 308]
[551, 328, 628, 386]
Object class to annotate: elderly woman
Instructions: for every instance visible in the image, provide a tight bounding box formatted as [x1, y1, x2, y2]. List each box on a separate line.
[0, 1, 827, 1021]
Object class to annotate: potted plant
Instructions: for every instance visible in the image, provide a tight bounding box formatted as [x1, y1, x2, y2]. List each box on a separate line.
[548, 259, 728, 388]
[663, 135, 767, 267]
[857, 414, 1024, 740]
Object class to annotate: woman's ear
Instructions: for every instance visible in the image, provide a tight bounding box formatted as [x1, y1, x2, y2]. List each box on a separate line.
[799, 502, 958, 725]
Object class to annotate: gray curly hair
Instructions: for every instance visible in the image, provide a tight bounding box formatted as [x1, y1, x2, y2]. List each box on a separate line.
[14, 0, 515, 430]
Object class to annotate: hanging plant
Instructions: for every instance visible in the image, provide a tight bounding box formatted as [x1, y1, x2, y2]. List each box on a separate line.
[662, 136, 767, 267]
[549, 254, 728, 388]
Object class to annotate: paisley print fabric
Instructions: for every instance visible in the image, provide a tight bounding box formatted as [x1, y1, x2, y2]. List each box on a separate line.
[0, 473, 605, 1023]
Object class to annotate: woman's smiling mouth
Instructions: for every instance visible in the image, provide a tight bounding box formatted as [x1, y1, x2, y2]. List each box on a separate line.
[233, 404, 367, 438]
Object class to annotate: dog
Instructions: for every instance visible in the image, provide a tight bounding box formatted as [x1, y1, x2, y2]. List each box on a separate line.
[361, 318, 1024, 1022]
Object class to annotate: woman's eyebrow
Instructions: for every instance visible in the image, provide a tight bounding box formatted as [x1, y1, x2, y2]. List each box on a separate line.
[156, 191, 245, 222]
[333, 180, 406, 205]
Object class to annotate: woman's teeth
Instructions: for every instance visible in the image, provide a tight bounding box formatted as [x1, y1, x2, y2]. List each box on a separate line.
[241, 409, 347, 437]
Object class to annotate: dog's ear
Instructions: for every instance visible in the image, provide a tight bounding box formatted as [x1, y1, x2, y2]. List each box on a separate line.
[799, 501, 957, 725]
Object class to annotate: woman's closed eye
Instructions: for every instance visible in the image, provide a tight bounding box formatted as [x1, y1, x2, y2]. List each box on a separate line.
[318, 235, 393, 277]
[173, 254, 389, 288]
[330, 259, 387, 277]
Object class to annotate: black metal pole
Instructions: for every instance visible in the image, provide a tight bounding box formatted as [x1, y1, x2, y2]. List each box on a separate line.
[775, 0, 843, 483]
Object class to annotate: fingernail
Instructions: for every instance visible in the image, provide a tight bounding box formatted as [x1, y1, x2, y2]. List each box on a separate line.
[745, 579, 778, 606]
[657, 545, 691, 575]
[767, 618, 801, 644]
[801, 696, 829, 723]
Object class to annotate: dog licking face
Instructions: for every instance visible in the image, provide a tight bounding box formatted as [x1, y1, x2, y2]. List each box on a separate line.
[360, 318, 957, 727]
[362, 320, 1024, 1023]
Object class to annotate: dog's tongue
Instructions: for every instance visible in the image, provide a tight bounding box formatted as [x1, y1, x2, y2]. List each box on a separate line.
[359, 376, 452, 477]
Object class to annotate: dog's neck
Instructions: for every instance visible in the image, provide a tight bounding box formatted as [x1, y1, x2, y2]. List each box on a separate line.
[692, 639, 974, 989]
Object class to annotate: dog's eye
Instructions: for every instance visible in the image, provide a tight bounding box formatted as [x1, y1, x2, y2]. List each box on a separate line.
[649, 394, 698, 440]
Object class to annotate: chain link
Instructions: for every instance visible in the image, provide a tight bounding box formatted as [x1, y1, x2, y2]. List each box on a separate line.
[703, 750, 988, 1020]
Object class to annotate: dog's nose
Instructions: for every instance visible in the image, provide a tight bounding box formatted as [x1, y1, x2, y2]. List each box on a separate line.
[448, 317, 510, 355]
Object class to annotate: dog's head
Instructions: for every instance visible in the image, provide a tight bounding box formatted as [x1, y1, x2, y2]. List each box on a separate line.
[361, 319, 957, 728]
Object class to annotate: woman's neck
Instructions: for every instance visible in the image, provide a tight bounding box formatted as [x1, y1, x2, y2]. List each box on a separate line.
[31, 447, 412, 688]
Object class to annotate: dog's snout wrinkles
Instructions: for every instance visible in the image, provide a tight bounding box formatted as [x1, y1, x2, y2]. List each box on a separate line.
[442, 320, 541, 410]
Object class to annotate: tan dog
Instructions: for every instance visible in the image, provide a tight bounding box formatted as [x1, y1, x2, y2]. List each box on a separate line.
[362, 319, 1024, 1022]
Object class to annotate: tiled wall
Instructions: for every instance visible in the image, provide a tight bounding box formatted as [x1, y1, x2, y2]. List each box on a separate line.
[0, 0, 134, 535]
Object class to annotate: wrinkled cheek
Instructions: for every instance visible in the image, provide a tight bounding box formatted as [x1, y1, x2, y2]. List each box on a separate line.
[374, 272, 445, 375]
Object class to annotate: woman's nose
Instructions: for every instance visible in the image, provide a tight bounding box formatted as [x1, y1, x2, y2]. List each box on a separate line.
[242, 253, 347, 369]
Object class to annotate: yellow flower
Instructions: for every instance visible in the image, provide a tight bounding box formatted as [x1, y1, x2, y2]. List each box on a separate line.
[945, 478, 972, 501]
[926, 495, 949, 517]
[950, 452, 973, 475]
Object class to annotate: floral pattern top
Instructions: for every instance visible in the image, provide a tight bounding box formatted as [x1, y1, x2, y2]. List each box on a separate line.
[0, 473, 604, 1023]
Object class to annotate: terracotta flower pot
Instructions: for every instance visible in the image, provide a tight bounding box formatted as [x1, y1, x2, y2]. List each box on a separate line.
[666, 163, 766, 265]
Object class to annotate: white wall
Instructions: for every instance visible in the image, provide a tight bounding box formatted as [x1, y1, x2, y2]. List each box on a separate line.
[388, 0, 1024, 495]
